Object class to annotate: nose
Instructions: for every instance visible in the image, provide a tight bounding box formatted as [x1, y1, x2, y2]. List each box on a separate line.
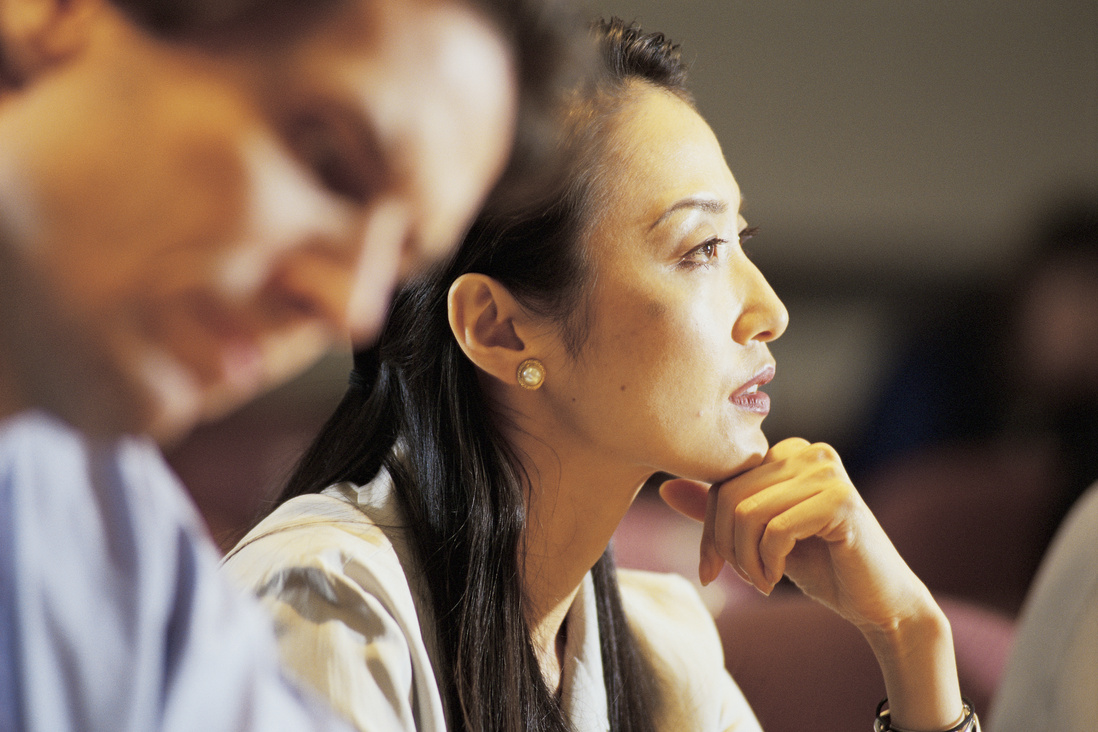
[343, 195, 417, 345]
[731, 259, 789, 345]
[261, 197, 414, 348]
[238, 135, 414, 346]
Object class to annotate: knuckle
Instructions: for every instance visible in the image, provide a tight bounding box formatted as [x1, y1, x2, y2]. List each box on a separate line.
[838, 482, 862, 508]
[733, 496, 762, 524]
[774, 437, 809, 460]
[764, 513, 791, 539]
[823, 481, 861, 515]
[814, 463, 843, 482]
[802, 443, 847, 480]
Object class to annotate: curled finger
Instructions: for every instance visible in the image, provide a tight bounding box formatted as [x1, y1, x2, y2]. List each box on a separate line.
[757, 488, 849, 585]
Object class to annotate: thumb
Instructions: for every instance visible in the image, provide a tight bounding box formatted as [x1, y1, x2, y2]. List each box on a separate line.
[658, 478, 710, 522]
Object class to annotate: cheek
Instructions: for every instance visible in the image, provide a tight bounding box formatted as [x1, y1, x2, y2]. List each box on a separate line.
[590, 293, 709, 406]
[601, 293, 749, 431]
[59, 137, 251, 314]
[570, 285, 768, 477]
[0, 68, 240, 307]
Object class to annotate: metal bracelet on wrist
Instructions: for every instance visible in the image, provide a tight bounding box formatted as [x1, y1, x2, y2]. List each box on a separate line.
[873, 697, 978, 732]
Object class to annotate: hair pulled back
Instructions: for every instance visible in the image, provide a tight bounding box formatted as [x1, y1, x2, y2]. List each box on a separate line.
[277, 18, 692, 732]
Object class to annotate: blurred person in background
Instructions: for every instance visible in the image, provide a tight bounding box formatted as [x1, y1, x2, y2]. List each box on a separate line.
[988, 201, 1098, 727]
[848, 198, 1098, 614]
[840, 197, 1098, 728]
[0, 0, 582, 729]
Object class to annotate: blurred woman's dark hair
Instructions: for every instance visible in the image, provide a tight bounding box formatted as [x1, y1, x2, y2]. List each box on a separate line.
[268, 18, 693, 732]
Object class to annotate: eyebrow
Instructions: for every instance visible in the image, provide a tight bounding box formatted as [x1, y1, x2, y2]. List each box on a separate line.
[648, 196, 729, 231]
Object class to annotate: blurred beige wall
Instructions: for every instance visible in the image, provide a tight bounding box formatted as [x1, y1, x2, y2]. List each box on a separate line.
[587, 0, 1096, 273]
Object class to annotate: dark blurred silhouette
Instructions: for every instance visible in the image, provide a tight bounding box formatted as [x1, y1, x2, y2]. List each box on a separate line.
[848, 195, 1098, 613]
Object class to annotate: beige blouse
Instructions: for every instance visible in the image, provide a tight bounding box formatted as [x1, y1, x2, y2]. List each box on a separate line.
[222, 470, 761, 732]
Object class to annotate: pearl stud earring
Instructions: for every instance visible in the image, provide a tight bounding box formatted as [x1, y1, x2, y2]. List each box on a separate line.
[516, 358, 546, 390]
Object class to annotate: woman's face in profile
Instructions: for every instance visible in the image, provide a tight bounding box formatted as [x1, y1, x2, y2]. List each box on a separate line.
[545, 84, 788, 484]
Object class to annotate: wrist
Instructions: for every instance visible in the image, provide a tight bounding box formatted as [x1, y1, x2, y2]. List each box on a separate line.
[862, 592, 964, 732]
[859, 586, 949, 654]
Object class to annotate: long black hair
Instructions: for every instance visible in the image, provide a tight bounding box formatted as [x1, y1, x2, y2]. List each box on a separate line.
[275, 18, 693, 732]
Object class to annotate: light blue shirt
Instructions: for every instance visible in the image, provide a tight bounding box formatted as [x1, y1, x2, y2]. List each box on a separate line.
[0, 411, 353, 732]
[1, 446, 18, 732]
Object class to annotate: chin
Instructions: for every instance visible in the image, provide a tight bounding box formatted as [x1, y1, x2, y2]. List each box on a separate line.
[670, 449, 767, 486]
[712, 436, 770, 482]
[195, 375, 272, 429]
[126, 350, 209, 446]
[144, 385, 253, 447]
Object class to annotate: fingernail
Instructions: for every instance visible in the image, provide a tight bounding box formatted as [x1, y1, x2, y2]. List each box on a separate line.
[698, 554, 713, 586]
[707, 553, 727, 585]
[698, 558, 711, 586]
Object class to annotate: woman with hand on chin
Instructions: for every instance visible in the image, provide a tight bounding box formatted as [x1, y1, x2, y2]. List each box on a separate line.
[224, 18, 977, 732]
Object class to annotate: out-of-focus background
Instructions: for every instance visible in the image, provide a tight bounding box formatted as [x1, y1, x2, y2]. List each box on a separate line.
[173, 2, 1097, 730]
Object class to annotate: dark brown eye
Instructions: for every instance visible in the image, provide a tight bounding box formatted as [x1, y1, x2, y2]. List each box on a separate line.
[680, 237, 726, 269]
[738, 226, 759, 244]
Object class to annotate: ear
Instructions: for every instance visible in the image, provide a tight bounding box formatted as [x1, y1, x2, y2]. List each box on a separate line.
[0, 0, 99, 88]
[448, 273, 539, 387]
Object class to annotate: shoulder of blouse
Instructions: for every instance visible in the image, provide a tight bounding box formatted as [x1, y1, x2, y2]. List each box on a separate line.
[221, 484, 411, 595]
[616, 569, 761, 732]
[219, 486, 448, 732]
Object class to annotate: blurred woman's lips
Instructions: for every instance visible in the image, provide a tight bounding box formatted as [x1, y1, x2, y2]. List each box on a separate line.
[184, 294, 266, 390]
[730, 365, 775, 415]
[219, 337, 265, 391]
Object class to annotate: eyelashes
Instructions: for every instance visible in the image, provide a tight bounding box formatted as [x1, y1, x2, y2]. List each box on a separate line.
[678, 225, 761, 270]
[738, 225, 760, 258]
[678, 236, 726, 269]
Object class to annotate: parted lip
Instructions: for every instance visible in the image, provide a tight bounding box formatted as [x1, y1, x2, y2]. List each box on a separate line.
[179, 293, 266, 388]
[731, 364, 775, 398]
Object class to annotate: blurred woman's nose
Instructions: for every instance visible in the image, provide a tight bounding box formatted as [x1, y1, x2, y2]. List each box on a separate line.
[732, 260, 789, 345]
[241, 111, 442, 343]
[342, 196, 417, 344]
[268, 196, 417, 347]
